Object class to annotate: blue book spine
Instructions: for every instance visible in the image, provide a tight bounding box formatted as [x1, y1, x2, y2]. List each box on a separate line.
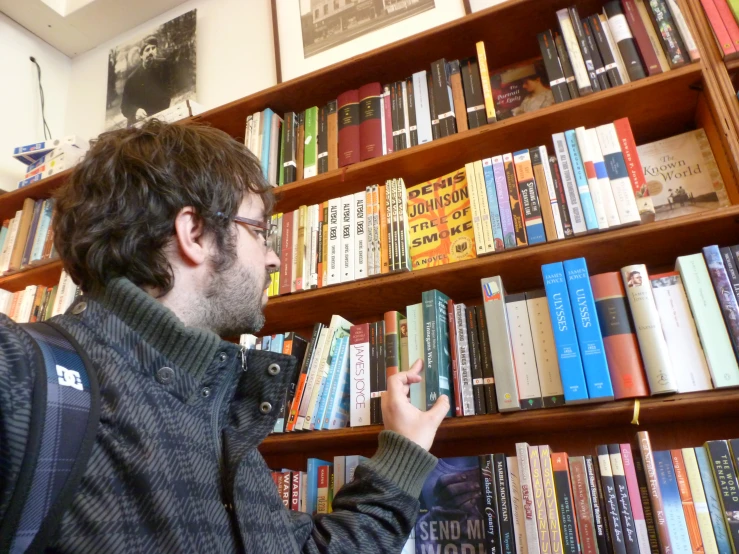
[260, 109, 273, 179]
[30, 200, 53, 262]
[565, 130, 598, 231]
[327, 336, 352, 429]
[563, 258, 614, 400]
[542, 262, 589, 403]
[695, 447, 732, 553]
[0, 225, 7, 257]
[14, 142, 45, 155]
[321, 336, 349, 429]
[654, 451, 692, 554]
[18, 174, 43, 188]
[307, 458, 331, 515]
[269, 334, 284, 354]
[314, 336, 343, 430]
[482, 158, 505, 251]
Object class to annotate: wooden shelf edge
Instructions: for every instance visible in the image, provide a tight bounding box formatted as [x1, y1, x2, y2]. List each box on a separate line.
[0, 259, 63, 290]
[258, 389, 739, 456]
[726, 58, 739, 72]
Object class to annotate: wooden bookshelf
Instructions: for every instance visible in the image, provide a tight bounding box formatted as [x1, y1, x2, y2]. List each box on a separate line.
[3, 0, 739, 466]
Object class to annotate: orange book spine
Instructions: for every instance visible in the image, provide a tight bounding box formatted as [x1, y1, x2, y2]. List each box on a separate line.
[378, 184, 389, 274]
[671, 449, 703, 552]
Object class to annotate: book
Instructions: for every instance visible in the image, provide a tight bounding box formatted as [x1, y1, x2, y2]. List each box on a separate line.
[316, 106, 328, 175]
[621, 264, 677, 394]
[473, 161, 496, 253]
[620, 445, 653, 554]
[413, 71, 434, 145]
[596, 123, 642, 225]
[671, 449, 704, 552]
[475, 305, 498, 414]
[452, 303, 475, 416]
[695, 446, 732, 554]
[326, 198, 341, 285]
[353, 191, 367, 280]
[552, 132, 588, 235]
[490, 59, 556, 121]
[358, 83, 382, 162]
[542, 262, 589, 403]
[527, 447, 551, 553]
[604, 1, 647, 81]
[569, 5, 606, 91]
[613, 117, 656, 223]
[482, 158, 506, 250]
[530, 147, 560, 241]
[563, 258, 614, 401]
[708, 0, 739, 57]
[539, 446, 565, 553]
[681, 448, 720, 554]
[448, 61, 468, 134]
[481, 276, 520, 412]
[677, 253, 739, 388]
[303, 106, 319, 179]
[307, 458, 331, 515]
[494, 454, 516, 554]
[8, 198, 36, 272]
[557, 9, 595, 95]
[538, 29, 572, 103]
[337, 90, 360, 167]
[506, 294, 544, 410]
[503, 153, 528, 246]
[622, 0, 663, 76]
[407, 302, 426, 410]
[415, 458, 488, 553]
[461, 58, 491, 129]
[430, 58, 457, 137]
[525, 290, 566, 407]
[406, 78, 419, 147]
[575, 126, 611, 230]
[349, 324, 371, 427]
[706, 441, 739, 551]
[597, 444, 628, 554]
[480, 455, 502, 554]
[548, 155, 575, 238]
[591, 272, 650, 399]
[638, 431, 673, 552]
[570, 455, 598, 554]
[475, 41, 497, 123]
[636, 0, 672, 71]
[553, 31, 581, 99]
[513, 149, 546, 245]
[516, 443, 541, 553]
[588, 13, 624, 87]
[552, 452, 580, 554]
[467, 161, 486, 256]
[493, 155, 517, 248]
[654, 450, 693, 552]
[422, 289, 453, 416]
[644, 0, 690, 68]
[465, 305, 486, 415]
[704, 244, 739, 356]
[340, 195, 355, 283]
[637, 129, 729, 221]
[608, 444, 640, 553]
[649, 271, 712, 393]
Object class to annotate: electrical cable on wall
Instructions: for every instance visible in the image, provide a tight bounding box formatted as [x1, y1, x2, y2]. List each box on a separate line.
[29, 56, 52, 140]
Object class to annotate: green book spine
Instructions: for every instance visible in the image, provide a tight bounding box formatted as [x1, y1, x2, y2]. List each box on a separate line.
[422, 289, 453, 415]
[304, 106, 319, 178]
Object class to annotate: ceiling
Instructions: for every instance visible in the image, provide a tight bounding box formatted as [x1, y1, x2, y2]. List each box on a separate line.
[0, 0, 191, 57]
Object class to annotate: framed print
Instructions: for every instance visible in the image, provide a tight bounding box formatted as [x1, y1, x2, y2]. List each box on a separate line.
[273, 0, 467, 83]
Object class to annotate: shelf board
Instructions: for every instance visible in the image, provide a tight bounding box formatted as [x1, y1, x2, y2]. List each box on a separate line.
[0, 259, 63, 292]
[270, 64, 702, 214]
[0, 170, 70, 222]
[258, 389, 739, 461]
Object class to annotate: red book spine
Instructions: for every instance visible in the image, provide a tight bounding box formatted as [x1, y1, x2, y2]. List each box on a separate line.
[358, 82, 383, 162]
[637, 431, 673, 552]
[671, 450, 703, 552]
[337, 89, 360, 167]
[570, 458, 598, 554]
[621, 0, 663, 75]
[613, 117, 654, 222]
[279, 210, 294, 296]
[291, 471, 301, 511]
[711, 0, 739, 54]
[590, 272, 650, 399]
[447, 299, 463, 416]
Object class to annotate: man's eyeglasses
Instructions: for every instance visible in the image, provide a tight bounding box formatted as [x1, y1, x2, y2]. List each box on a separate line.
[217, 212, 277, 249]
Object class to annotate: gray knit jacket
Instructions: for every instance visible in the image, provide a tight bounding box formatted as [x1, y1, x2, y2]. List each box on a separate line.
[0, 277, 438, 552]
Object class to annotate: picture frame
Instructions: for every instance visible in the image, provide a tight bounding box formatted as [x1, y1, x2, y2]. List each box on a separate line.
[271, 0, 468, 83]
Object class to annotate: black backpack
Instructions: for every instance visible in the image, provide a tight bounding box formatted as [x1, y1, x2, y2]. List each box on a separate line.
[0, 321, 100, 553]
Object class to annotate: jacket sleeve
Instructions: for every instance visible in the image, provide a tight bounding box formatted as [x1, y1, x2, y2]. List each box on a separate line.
[295, 430, 437, 554]
[0, 316, 39, 522]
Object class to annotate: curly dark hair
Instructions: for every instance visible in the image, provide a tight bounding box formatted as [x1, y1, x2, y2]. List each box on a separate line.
[53, 120, 274, 294]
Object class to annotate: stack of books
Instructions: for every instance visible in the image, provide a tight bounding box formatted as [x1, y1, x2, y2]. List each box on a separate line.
[698, 0, 739, 59]
[12, 136, 88, 188]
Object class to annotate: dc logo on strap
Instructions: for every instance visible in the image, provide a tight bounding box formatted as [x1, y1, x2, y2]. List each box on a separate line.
[56, 365, 84, 391]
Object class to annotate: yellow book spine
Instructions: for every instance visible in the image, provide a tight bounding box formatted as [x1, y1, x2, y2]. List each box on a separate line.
[475, 41, 497, 123]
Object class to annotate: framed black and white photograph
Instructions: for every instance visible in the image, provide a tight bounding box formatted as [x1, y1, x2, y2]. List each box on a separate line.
[105, 10, 197, 130]
[273, 0, 466, 82]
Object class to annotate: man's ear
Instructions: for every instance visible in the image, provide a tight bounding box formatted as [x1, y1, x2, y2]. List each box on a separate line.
[172, 207, 210, 267]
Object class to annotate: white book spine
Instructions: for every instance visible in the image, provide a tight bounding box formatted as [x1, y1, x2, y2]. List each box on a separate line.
[466, 162, 486, 255]
[401, 80, 411, 148]
[557, 9, 592, 94]
[295, 327, 330, 430]
[595, 124, 641, 225]
[252, 111, 262, 160]
[621, 264, 677, 393]
[454, 304, 475, 416]
[52, 270, 70, 317]
[508, 455, 528, 554]
[586, 127, 620, 227]
[506, 295, 543, 407]
[373, 185, 382, 275]
[341, 195, 355, 282]
[326, 198, 341, 285]
[475, 161, 496, 253]
[407, 302, 426, 410]
[552, 133, 588, 234]
[413, 71, 433, 145]
[291, 210, 300, 292]
[354, 191, 367, 280]
[244, 115, 252, 148]
[1, 214, 21, 274]
[516, 442, 541, 554]
[539, 145, 565, 240]
[303, 206, 312, 290]
[365, 187, 374, 277]
[650, 273, 712, 393]
[379, 93, 387, 156]
[575, 126, 609, 230]
[600, 13, 630, 83]
[18, 286, 36, 323]
[525, 292, 565, 403]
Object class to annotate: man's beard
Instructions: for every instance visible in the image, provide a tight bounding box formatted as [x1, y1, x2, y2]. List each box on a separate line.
[197, 258, 270, 337]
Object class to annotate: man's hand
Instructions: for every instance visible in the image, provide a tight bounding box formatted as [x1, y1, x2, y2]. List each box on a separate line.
[381, 359, 449, 451]
[136, 108, 148, 121]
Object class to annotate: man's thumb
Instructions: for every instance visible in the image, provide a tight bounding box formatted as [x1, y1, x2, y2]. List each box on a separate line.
[426, 395, 450, 426]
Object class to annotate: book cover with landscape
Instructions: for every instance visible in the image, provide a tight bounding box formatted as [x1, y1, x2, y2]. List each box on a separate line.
[406, 168, 476, 269]
[636, 129, 730, 220]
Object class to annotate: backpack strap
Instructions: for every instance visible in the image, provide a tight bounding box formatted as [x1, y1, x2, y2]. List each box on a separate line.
[0, 321, 100, 554]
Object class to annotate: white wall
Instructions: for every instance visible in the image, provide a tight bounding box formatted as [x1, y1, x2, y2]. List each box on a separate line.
[0, 12, 72, 191]
[65, 0, 277, 141]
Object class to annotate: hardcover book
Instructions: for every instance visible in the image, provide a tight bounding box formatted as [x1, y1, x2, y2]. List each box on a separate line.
[681, 448, 720, 554]
[637, 129, 729, 220]
[654, 450, 693, 552]
[490, 58, 556, 120]
[570, 456, 598, 554]
[596, 123, 642, 225]
[525, 290, 566, 407]
[705, 440, 739, 551]
[358, 83, 383, 162]
[506, 294, 544, 410]
[337, 90, 360, 167]
[670, 449, 704, 552]
[406, 167, 476, 270]
[613, 117, 656, 222]
[552, 452, 580, 554]
[604, 1, 647, 81]
[637, 431, 673, 552]
[695, 446, 732, 554]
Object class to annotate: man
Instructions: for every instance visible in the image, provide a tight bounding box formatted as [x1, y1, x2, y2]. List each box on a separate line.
[120, 36, 173, 126]
[0, 121, 449, 552]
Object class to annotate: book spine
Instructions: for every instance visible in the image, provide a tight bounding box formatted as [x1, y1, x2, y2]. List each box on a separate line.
[482, 158, 506, 250]
[582, 14, 612, 90]
[570, 456, 599, 554]
[676, 253, 739, 387]
[706, 441, 739, 551]
[430, 59, 453, 138]
[540, 446, 564, 552]
[447, 300, 462, 417]
[542, 262, 589, 403]
[475, 161, 496, 253]
[466, 162, 486, 256]
[321, 202, 330, 285]
[495, 454, 516, 554]
[537, 29, 572, 103]
[413, 71, 433, 144]
[455, 304, 475, 416]
[644, 0, 690, 67]
[304, 107, 318, 178]
[613, 117, 655, 222]
[480, 455, 502, 554]
[349, 324, 371, 427]
[427, 72, 439, 141]
[633, 451, 662, 552]
[654, 450, 693, 552]
[703, 245, 739, 359]
[552, 452, 580, 554]
[563, 257, 614, 401]
[568, 5, 604, 91]
[337, 90, 360, 167]
[448, 60, 468, 133]
[506, 293, 543, 410]
[340, 195, 355, 283]
[279, 211, 294, 296]
[529, 147, 558, 242]
[376, 320, 386, 425]
[259, 109, 273, 179]
[503, 153, 528, 246]
[316, 106, 328, 175]
[381, 86, 393, 154]
[609, 444, 640, 553]
[492, 155, 516, 248]
[516, 443, 541, 554]
[513, 150, 546, 245]
[707, 0, 739, 56]
[604, 1, 648, 80]
[434, 289, 453, 417]
[681, 448, 720, 554]
[638, 431, 673, 552]
[588, 13, 624, 86]
[354, 191, 366, 280]
[475, 41, 497, 123]
[553, 32, 581, 99]
[508, 455, 527, 554]
[476, 304, 498, 414]
[529, 446, 551, 554]
[557, 8, 595, 95]
[622, 0, 663, 75]
[358, 83, 382, 162]
[585, 455, 613, 554]
[401, 80, 411, 148]
[407, 303, 425, 410]
[422, 290, 440, 410]
[526, 290, 566, 407]
[575, 126, 610, 230]
[406, 78, 418, 147]
[721, 246, 739, 304]
[671, 449, 704, 552]
[465, 305, 487, 415]
[326, 198, 341, 285]
[695, 446, 732, 553]
[548, 156, 575, 238]
[391, 179, 402, 271]
[327, 336, 352, 429]
[650, 271, 712, 393]
[668, 0, 700, 59]
[598, 444, 628, 554]
[596, 123, 641, 224]
[564, 129, 599, 231]
[461, 57, 490, 127]
[481, 276, 520, 412]
[552, 132, 588, 235]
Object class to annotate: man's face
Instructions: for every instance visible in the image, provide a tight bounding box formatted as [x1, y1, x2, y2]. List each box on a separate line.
[201, 194, 280, 337]
[141, 44, 157, 68]
[631, 272, 642, 287]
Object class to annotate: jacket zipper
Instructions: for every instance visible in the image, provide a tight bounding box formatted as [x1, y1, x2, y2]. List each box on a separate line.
[212, 347, 247, 472]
